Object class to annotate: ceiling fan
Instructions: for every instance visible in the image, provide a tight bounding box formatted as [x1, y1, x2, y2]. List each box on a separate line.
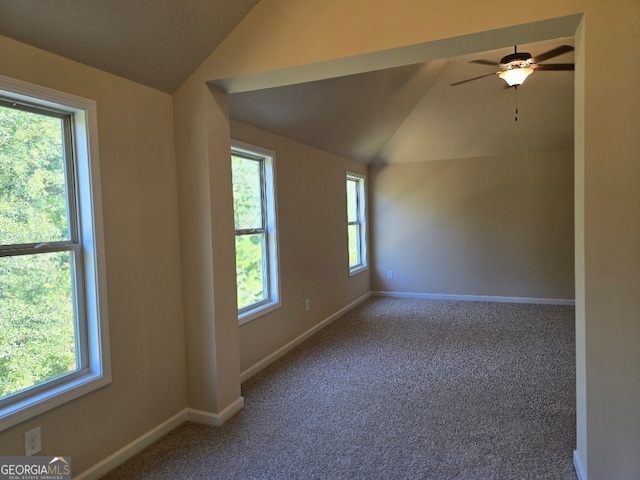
[451, 44, 575, 87]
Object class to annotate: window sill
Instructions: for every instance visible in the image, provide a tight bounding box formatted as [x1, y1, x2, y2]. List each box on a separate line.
[239, 301, 281, 325]
[349, 265, 368, 277]
[0, 371, 111, 433]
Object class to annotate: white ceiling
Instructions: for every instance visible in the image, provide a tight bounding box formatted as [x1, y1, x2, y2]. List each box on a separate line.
[0, 3, 574, 164]
[0, 0, 260, 93]
[229, 38, 575, 165]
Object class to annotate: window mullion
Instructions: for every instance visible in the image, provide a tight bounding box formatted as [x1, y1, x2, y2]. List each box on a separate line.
[259, 160, 270, 299]
[260, 159, 268, 231]
[0, 242, 80, 257]
[64, 114, 81, 244]
[235, 228, 267, 236]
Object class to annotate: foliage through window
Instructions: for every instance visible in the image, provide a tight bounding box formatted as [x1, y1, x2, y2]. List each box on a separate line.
[231, 142, 279, 323]
[0, 77, 109, 431]
[347, 172, 367, 274]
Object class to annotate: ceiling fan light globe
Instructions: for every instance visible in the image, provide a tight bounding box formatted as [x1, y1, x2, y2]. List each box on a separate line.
[498, 66, 534, 86]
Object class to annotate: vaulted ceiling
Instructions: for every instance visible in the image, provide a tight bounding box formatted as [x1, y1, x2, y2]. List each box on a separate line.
[0, 0, 260, 93]
[229, 38, 575, 164]
[0, 2, 574, 164]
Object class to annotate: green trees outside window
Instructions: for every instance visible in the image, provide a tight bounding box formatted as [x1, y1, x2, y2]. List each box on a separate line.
[0, 103, 79, 399]
[346, 173, 366, 273]
[231, 144, 278, 320]
[232, 153, 267, 310]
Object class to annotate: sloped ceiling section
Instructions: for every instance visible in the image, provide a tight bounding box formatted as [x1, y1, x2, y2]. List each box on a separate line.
[229, 38, 574, 164]
[229, 60, 448, 162]
[0, 0, 261, 93]
[0, 0, 574, 162]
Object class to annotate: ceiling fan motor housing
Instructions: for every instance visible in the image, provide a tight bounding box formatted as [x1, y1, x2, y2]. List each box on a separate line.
[500, 52, 534, 69]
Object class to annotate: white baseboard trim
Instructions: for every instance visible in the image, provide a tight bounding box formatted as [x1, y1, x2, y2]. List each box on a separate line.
[240, 292, 371, 383]
[573, 450, 587, 480]
[372, 291, 575, 306]
[74, 397, 245, 479]
[187, 396, 245, 426]
[73, 409, 187, 480]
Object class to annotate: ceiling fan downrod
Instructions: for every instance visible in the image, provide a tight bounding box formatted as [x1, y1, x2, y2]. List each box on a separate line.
[514, 85, 519, 122]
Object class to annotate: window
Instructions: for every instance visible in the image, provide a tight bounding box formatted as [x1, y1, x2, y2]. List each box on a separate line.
[231, 141, 279, 324]
[346, 172, 367, 275]
[0, 75, 110, 431]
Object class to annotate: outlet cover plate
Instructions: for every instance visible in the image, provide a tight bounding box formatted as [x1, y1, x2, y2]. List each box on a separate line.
[25, 426, 42, 456]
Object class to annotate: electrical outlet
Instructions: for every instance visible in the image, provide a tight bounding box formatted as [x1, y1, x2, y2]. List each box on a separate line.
[25, 426, 41, 456]
[305, 299, 310, 311]
[387, 271, 393, 279]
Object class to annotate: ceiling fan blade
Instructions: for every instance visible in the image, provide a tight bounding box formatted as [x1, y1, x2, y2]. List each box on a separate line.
[535, 63, 575, 71]
[533, 45, 574, 63]
[450, 72, 496, 86]
[470, 59, 499, 66]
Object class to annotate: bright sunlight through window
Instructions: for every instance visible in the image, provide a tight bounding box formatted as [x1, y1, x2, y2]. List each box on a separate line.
[231, 141, 279, 324]
[0, 75, 110, 431]
[347, 172, 367, 275]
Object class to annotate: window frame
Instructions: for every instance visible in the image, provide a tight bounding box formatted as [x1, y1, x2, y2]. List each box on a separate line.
[346, 172, 367, 276]
[231, 140, 280, 325]
[0, 75, 111, 432]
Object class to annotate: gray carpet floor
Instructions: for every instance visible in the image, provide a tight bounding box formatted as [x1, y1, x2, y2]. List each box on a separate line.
[101, 297, 577, 479]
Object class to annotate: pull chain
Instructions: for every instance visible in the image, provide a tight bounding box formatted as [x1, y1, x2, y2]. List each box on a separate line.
[514, 85, 519, 122]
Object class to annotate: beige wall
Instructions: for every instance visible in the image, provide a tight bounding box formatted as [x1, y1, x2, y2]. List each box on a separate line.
[580, 1, 640, 478]
[0, 35, 186, 473]
[173, 79, 243, 414]
[370, 150, 575, 300]
[173, 78, 241, 414]
[2, 0, 637, 478]
[230, 121, 370, 373]
[196, 0, 638, 477]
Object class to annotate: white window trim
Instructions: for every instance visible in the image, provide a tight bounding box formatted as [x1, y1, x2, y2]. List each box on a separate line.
[231, 140, 280, 325]
[0, 75, 111, 432]
[347, 171, 368, 276]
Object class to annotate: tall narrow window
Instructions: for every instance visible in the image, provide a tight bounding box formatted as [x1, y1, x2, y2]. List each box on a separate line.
[346, 172, 367, 275]
[0, 76, 110, 431]
[231, 141, 279, 323]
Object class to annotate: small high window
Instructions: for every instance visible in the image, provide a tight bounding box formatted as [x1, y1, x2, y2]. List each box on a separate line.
[231, 141, 280, 324]
[346, 172, 367, 275]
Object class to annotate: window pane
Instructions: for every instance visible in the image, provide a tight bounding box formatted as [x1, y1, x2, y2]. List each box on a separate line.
[348, 224, 361, 267]
[0, 106, 70, 245]
[235, 233, 267, 310]
[0, 251, 78, 398]
[346, 178, 358, 223]
[231, 155, 263, 230]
